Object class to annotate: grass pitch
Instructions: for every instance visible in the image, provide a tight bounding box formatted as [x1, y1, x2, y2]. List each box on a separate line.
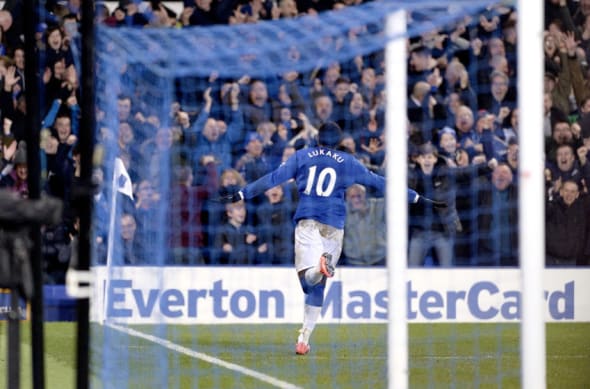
[0, 322, 589, 388]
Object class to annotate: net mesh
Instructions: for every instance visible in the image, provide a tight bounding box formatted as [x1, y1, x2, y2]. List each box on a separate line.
[90, 1, 521, 387]
[97, 1, 492, 78]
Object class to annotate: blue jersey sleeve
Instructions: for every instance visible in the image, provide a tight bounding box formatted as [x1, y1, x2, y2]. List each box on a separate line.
[241, 154, 298, 199]
[349, 158, 385, 193]
[349, 158, 419, 203]
[242, 147, 421, 229]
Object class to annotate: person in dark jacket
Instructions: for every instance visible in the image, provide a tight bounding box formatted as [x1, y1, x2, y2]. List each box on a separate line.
[408, 143, 496, 267]
[546, 180, 590, 266]
[408, 144, 460, 267]
[475, 163, 519, 266]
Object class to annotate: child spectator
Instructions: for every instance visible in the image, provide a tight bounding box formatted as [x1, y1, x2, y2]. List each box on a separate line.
[214, 200, 259, 265]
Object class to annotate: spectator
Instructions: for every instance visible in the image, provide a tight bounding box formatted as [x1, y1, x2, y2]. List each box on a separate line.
[475, 163, 519, 266]
[255, 120, 277, 159]
[134, 178, 160, 264]
[572, 0, 590, 26]
[545, 0, 576, 31]
[202, 168, 246, 260]
[453, 105, 483, 158]
[309, 94, 334, 128]
[214, 200, 259, 265]
[43, 109, 77, 203]
[437, 126, 460, 167]
[0, 139, 26, 197]
[543, 91, 568, 139]
[186, 0, 217, 26]
[407, 80, 442, 143]
[0, 24, 8, 56]
[546, 180, 590, 266]
[271, 74, 306, 124]
[339, 91, 370, 136]
[408, 144, 458, 267]
[442, 91, 463, 129]
[139, 126, 176, 188]
[117, 121, 141, 181]
[242, 79, 272, 133]
[235, 132, 271, 183]
[330, 76, 353, 125]
[407, 43, 436, 94]
[407, 81, 430, 125]
[576, 97, 590, 123]
[358, 132, 385, 173]
[120, 213, 143, 265]
[278, 0, 299, 18]
[316, 63, 341, 100]
[267, 118, 296, 168]
[169, 159, 218, 265]
[185, 112, 232, 176]
[473, 34, 509, 89]
[501, 106, 519, 144]
[544, 30, 589, 116]
[116, 94, 143, 133]
[10, 46, 24, 94]
[184, 87, 242, 174]
[43, 25, 76, 79]
[358, 66, 377, 108]
[255, 184, 296, 265]
[547, 143, 585, 193]
[452, 154, 497, 266]
[0, 10, 18, 49]
[476, 109, 508, 161]
[1, 65, 26, 141]
[338, 133, 371, 168]
[501, 137, 519, 181]
[120, 1, 150, 26]
[342, 184, 386, 266]
[478, 70, 516, 117]
[441, 58, 477, 114]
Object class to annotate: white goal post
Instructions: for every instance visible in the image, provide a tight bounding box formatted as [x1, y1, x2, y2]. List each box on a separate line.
[385, 1, 547, 388]
[386, 9, 409, 389]
[517, 0, 546, 388]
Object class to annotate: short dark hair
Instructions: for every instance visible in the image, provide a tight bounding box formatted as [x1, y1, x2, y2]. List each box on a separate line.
[418, 143, 438, 157]
[317, 122, 342, 148]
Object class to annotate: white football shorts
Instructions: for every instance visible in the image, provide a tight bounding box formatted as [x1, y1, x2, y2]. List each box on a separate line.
[294, 219, 343, 272]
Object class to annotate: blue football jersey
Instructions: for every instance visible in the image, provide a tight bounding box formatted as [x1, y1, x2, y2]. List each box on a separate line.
[242, 146, 418, 229]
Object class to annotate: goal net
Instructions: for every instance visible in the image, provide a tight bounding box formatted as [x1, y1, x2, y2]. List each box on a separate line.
[87, 1, 546, 388]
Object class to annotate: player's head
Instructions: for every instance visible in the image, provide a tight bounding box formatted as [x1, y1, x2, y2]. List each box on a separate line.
[317, 121, 342, 148]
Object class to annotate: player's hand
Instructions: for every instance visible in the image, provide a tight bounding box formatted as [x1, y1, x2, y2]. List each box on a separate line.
[216, 187, 244, 204]
[417, 195, 448, 210]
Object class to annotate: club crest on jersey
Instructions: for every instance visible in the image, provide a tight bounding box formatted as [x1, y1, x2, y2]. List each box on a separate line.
[308, 148, 344, 163]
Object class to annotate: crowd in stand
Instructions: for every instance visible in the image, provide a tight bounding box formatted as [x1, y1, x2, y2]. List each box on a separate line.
[0, 0, 589, 284]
